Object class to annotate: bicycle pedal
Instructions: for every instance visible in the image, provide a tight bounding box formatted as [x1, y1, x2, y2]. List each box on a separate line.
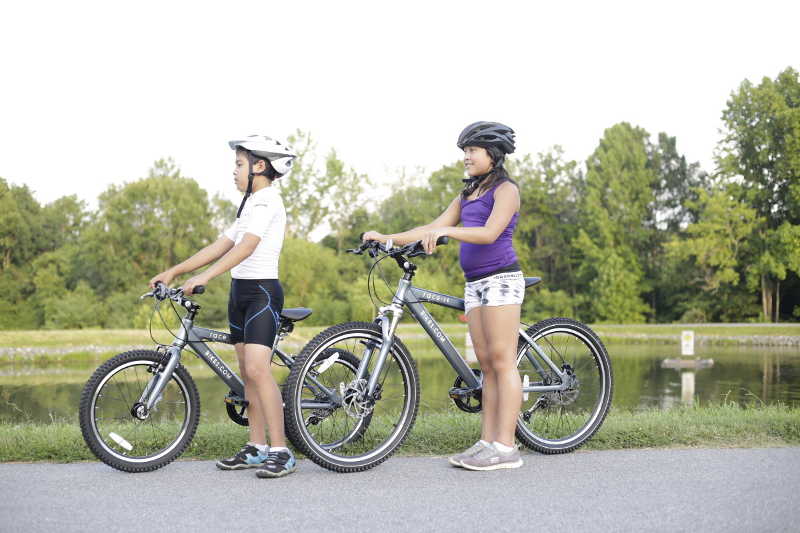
[448, 387, 471, 399]
[224, 393, 248, 407]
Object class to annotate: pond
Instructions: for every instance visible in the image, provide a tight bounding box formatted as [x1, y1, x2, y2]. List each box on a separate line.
[1, 343, 798, 424]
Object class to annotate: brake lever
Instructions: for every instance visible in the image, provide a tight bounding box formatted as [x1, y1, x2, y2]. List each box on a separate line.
[406, 236, 449, 258]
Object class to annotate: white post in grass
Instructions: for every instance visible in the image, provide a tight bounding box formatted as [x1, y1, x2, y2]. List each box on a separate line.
[681, 330, 695, 356]
[465, 330, 477, 363]
[681, 371, 695, 405]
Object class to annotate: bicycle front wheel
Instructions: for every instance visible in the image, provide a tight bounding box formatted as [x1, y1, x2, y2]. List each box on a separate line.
[79, 350, 200, 472]
[516, 318, 613, 453]
[284, 322, 419, 473]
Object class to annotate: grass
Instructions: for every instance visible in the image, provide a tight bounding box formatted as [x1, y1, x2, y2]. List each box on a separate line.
[2, 404, 798, 463]
[2, 322, 797, 347]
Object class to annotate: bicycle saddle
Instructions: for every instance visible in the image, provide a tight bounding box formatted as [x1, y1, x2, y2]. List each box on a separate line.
[524, 277, 542, 288]
[280, 307, 313, 322]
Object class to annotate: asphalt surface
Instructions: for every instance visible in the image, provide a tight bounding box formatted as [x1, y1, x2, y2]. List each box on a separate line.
[2, 447, 799, 532]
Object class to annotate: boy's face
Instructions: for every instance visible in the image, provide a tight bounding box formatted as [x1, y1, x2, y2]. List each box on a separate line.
[233, 151, 268, 192]
[233, 152, 250, 192]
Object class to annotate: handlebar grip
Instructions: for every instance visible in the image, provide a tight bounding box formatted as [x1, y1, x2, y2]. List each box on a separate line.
[192, 285, 205, 295]
[437, 236, 449, 245]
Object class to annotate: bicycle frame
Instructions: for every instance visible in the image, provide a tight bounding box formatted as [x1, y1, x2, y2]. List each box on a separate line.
[139, 317, 295, 411]
[356, 277, 572, 399]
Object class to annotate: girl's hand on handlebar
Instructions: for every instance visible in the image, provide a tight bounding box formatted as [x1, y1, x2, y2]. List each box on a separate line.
[422, 228, 448, 255]
[181, 275, 208, 296]
[362, 231, 385, 243]
[149, 269, 175, 289]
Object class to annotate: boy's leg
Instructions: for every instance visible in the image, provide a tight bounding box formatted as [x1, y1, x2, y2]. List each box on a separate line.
[241, 343, 286, 447]
[234, 343, 267, 445]
[242, 343, 297, 478]
[214, 342, 270, 470]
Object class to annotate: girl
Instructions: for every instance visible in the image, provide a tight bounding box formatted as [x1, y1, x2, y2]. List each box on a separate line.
[363, 121, 524, 471]
[149, 135, 297, 478]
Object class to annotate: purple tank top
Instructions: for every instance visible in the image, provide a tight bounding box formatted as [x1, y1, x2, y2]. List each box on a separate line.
[459, 180, 519, 279]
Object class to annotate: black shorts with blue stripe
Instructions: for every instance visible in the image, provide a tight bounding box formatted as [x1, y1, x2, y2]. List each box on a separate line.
[227, 278, 284, 348]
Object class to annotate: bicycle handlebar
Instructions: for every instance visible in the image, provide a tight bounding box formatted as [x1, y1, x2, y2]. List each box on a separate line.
[140, 282, 205, 304]
[347, 236, 449, 258]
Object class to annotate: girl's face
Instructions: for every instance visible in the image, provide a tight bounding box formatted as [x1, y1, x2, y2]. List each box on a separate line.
[463, 146, 493, 176]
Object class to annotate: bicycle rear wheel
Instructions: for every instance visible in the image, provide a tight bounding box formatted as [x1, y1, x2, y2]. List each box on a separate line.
[284, 322, 419, 473]
[515, 318, 612, 453]
[79, 350, 200, 472]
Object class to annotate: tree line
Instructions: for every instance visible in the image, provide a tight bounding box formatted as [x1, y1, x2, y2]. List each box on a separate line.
[0, 67, 797, 329]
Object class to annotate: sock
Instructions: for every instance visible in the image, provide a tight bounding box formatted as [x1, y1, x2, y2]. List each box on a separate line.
[249, 442, 269, 454]
[493, 441, 514, 453]
[478, 440, 490, 447]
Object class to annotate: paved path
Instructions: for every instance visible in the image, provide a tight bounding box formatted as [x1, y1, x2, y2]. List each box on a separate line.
[2, 448, 799, 532]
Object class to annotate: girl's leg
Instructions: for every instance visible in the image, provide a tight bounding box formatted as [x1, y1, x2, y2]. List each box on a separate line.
[241, 343, 287, 448]
[468, 307, 496, 443]
[235, 343, 266, 444]
[479, 304, 522, 446]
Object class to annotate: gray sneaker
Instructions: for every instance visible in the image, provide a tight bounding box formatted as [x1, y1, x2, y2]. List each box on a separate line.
[460, 444, 523, 471]
[448, 441, 490, 467]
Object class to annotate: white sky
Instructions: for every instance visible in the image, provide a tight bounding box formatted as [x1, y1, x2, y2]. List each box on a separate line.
[1, 0, 798, 211]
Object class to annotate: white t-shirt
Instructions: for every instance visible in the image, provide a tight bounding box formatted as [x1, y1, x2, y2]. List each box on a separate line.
[222, 186, 286, 279]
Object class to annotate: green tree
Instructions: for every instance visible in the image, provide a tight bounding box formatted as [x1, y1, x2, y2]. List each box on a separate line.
[324, 149, 370, 252]
[42, 280, 102, 329]
[279, 130, 337, 238]
[0, 178, 45, 271]
[667, 186, 761, 320]
[717, 66, 800, 320]
[575, 123, 656, 321]
[512, 147, 582, 311]
[78, 159, 218, 294]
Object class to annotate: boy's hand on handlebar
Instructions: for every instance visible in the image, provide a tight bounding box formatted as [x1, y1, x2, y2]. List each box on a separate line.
[181, 275, 208, 296]
[361, 231, 384, 243]
[422, 228, 448, 255]
[149, 269, 176, 289]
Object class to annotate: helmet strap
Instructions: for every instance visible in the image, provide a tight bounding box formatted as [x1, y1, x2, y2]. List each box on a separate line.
[236, 155, 261, 219]
[462, 170, 493, 197]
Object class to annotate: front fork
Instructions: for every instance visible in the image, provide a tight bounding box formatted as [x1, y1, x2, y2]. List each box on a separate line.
[138, 326, 188, 413]
[356, 302, 404, 398]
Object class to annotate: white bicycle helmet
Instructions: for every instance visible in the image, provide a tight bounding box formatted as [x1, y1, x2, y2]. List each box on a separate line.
[229, 135, 297, 218]
[228, 135, 297, 176]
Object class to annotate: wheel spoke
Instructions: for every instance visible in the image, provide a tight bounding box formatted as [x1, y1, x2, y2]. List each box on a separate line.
[516, 320, 612, 452]
[86, 356, 195, 465]
[284, 325, 419, 471]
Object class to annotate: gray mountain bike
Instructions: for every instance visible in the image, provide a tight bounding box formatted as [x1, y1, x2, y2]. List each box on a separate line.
[283, 237, 613, 473]
[78, 282, 360, 473]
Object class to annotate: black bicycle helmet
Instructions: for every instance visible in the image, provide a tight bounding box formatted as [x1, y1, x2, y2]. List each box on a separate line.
[457, 121, 516, 154]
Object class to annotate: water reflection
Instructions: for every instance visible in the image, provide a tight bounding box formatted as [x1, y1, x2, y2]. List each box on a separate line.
[1, 344, 798, 423]
[661, 358, 714, 406]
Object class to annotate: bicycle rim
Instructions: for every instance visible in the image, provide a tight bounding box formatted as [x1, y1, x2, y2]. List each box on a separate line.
[291, 328, 418, 467]
[516, 319, 612, 451]
[90, 360, 193, 463]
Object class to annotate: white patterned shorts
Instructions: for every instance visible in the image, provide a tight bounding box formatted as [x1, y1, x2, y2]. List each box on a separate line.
[464, 271, 525, 314]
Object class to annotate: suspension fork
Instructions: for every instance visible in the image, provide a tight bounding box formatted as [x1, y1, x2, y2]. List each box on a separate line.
[357, 279, 410, 397]
[140, 321, 189, 410]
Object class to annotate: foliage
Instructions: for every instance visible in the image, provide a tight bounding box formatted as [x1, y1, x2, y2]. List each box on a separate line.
[716, 66, 800, 321]
[2, 65, 800, 329]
